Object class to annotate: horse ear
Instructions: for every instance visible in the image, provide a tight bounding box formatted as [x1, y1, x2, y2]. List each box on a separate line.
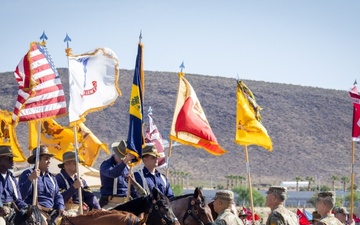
[152, 187, 159, 199]
[194, 187, 200, 198]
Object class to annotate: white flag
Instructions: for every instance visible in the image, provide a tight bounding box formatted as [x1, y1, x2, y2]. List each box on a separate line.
[68, 48, 121, 123]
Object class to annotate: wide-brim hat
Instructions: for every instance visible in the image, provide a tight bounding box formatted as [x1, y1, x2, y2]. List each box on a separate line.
[0, 145, 18, 158]
[111, 140, 127, 159]
[27, 146, 55, 164]
[311, 211, 321, 222]
[58, 151, 85, 168]
[142, 145, 161, 158]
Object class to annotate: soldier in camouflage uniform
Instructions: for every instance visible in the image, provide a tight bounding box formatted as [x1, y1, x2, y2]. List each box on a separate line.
[333, 206, 354, 225]
[316, 192, 343, 225]
[213, 190, 244, 225]
[265, 186, 298, 225]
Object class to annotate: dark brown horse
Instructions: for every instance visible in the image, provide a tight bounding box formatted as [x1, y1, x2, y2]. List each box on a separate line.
[60, 210, 142, 225]
[12, 205, 43, 225]
[111, 187, 180, 225]
[170, 187, 214, 225]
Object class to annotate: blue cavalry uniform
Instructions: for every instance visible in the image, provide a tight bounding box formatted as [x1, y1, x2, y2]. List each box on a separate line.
[19, 168, 65, 211]
[56, 169, 100, 210]
[134, 145, 174, 199]
[100, 155, 138, 198]
[0, 170, 27, 209]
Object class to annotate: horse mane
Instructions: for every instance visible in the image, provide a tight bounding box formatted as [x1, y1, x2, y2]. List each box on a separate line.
[111, 196, 150, 215]
[170, 193, 193, 201]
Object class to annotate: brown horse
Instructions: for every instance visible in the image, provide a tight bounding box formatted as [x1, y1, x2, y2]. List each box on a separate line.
[111, 187, 180, 225]
[60, 210, 142, 225]
[170, 187, 214, 225]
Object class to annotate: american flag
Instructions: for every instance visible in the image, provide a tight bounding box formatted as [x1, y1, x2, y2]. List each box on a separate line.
[12, 42, 67, 123]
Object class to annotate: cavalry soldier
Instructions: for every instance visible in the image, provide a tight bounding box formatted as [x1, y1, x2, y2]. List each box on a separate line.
[19, 145, 64, 225]
[315, 192, 342, 225]
[212, 190, 244, 225]
[134, 144, 174, 198]
[265, 186, 298, 225]
[99, 140, 139, 209]
[0, 145, 28, 225]
[55, 151, 101, 215]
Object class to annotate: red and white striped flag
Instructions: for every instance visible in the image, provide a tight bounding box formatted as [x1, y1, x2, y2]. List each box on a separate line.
[13, 42, 67, 123]
[145, 107, 167, 168]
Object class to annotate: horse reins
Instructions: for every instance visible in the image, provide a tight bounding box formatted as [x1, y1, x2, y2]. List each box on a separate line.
[182, 198, 213, 225]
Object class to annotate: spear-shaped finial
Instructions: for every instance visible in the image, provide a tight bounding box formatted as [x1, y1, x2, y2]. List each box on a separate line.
[139, 30, 142, 43]
[39, 31, 48, 46]
[64, 33, 72, 56]
[64, 33, 72, 49]
[148, 106, 153, 115]
[354, 79, 358, 86]
[179, 61, 185, 73]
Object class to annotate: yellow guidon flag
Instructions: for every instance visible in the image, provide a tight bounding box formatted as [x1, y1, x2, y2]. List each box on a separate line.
[28, 118, 109, 166]
[234, 80, 273, 151]
[0, 109, 26, 162]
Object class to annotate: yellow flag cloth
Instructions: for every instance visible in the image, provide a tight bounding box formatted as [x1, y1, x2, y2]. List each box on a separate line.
[0, 110, 26, 162]
[28, 118, 109, 166]
[235, 81, 273, 151]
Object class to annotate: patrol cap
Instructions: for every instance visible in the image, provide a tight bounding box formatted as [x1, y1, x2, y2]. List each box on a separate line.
[334, 207, 349, 215]
[317, 191, 335, 204]
[58, 151, 85, 168]
[111, 140, 127, 159]
[266, 186, 287, 200]
[266, 186, 287, 194]
[0, 145, 17, 158]
[213, 190, 235, 204]
[142, 144, 161, 158]
[27, 145, 55, 164]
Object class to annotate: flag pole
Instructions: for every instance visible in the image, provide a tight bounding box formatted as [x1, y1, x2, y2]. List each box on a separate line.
[32, 121, 42, 205]
[166, 62, 185, 177]
[64, 34, 83, 214]
[244, 145, 255, 222]
[73, 125, 83, 214]
[165, 140, 173, 177]
[127, 166, 133, 200]
[350, 140, 355, 220]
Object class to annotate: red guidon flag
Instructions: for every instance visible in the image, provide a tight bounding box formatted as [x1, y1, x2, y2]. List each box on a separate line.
[296, 209, 310, 225]
[13, 42, 67, 123]
[169, 72, 227, 156]
[349, 84, 360, 141]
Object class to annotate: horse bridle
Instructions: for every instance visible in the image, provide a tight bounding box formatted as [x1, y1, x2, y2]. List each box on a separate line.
[144, 199, 178, 225]
[182, 198, 213, 225]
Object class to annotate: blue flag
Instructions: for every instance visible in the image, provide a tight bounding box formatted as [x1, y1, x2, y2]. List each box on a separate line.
[126, 43, 144, 164]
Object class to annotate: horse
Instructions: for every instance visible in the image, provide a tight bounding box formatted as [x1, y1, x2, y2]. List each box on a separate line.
[111, 187, 179, 225]
[13, 205, 142, 225]
[12, 205, 43, 225]
[60, 210, 142, 225]
[170, 187, 214, 225]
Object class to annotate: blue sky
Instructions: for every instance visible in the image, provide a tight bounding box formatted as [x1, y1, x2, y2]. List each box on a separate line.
[1, 1, 359, 91]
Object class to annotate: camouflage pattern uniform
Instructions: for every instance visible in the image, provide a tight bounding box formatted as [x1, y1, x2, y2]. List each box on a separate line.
[214, 209, 244, 225]
[316, 214, 343, 225]
[266, 205, 298, 225]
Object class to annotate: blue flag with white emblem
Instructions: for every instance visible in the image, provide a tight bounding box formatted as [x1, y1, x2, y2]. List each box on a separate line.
[126, 42, 145, 164]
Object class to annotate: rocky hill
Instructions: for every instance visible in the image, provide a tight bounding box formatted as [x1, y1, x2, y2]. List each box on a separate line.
[0, 69, 356, 189]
